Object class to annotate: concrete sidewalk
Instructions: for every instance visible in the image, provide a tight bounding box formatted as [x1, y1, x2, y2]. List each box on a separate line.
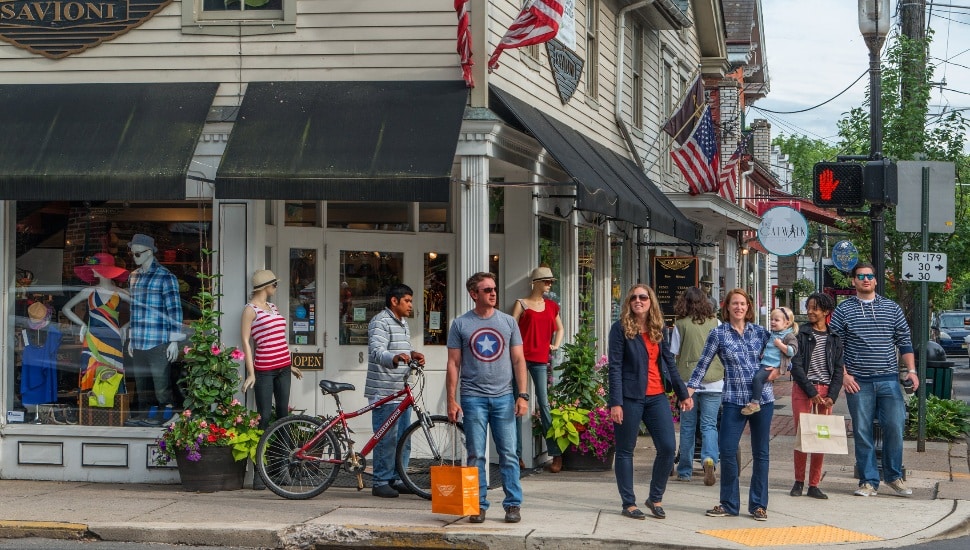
[2, 394, 969, 550]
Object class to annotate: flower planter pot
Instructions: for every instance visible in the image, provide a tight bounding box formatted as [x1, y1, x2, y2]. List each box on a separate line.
[562, 447, 615, 471]
[175, 446, 246, 492]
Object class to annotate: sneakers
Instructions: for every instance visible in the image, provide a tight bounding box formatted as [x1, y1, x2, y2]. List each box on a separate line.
[751, 507, 768, 521]
[703, 458, 716, 486]
[741, 402, 761, 415]
[854, 483, 878, 497]
[886, 478, 913, 497]
[371, 484, 399, 498]
[706, 505, 733, 517]
[468, 509, 486, 523]
[675, 475, 691, 482]
[790, 481, 804, 496]
[504, 506, 521, 523]
[391, 481, 413, 495]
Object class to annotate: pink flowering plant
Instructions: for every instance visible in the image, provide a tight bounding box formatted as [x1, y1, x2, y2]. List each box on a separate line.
[547, 305, 614, 461]
[155, 250, 262, 464]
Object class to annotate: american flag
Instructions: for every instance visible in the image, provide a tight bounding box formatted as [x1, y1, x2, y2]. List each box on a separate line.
[455, 0, 475, 87]
[671, 106, 719, 195]
[716, 133, 751, 202]
[488, 0, 564, 71]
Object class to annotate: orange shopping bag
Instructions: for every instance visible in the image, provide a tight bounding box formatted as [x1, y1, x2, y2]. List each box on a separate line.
[430, 464, 480, 516]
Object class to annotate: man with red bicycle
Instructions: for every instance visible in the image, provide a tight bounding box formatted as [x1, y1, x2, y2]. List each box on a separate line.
[446, 272, 529, 524]
[366, 283, 426, 498]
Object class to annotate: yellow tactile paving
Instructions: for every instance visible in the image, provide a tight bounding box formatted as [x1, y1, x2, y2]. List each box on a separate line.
[699, 525, 882, 547]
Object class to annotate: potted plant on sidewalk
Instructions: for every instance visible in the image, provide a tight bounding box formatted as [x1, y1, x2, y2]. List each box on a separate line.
[154, 251, 262, 491]
[547, 303, 615, 471]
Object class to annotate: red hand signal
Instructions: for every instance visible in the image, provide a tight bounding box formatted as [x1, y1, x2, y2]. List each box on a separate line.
[819, 168, 840, 200]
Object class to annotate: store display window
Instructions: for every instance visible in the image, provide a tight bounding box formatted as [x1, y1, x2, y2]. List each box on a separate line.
[8, 201, 209, 428]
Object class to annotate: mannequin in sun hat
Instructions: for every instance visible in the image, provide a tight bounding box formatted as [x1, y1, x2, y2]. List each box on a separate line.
[62, 253, 132, 393]
[125, 234, 184, 427]
[21, 302, 63, 413]
[241, 269, 302, 489]
[511, 266, 565, 472]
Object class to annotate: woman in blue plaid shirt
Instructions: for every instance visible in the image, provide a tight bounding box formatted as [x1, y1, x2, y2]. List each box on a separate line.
[687, 288, 779, 522]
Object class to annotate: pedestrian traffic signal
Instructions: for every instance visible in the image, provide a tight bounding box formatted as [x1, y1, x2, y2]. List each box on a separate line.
[813, 162, 865, 208]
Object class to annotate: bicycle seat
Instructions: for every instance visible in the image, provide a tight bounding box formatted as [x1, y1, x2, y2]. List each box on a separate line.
[319, 380, 355, 395]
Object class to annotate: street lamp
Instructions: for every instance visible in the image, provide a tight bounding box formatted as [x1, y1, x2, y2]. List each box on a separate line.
[859, 0, 890, 291]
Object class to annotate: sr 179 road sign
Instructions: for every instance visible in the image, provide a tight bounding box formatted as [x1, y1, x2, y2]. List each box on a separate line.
[901, 252, 948, 283]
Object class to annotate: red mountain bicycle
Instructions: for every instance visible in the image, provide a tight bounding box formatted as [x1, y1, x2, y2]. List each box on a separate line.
[254, 360, 466, 500]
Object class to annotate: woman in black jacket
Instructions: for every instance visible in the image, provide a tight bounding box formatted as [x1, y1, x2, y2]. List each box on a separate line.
[608, 284, 693, 520]
[789, 292, 845, 499]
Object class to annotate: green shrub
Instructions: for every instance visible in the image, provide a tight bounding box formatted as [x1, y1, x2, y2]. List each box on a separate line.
[906, 394, 970, 440]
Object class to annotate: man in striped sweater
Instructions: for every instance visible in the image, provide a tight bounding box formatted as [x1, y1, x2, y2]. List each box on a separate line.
[829, 262, 919, 498]
[365, 284, 425, 498]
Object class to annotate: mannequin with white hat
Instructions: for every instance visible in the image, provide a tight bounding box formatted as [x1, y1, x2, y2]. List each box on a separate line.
[125, 234, 184, 427]
[511, 266, 565, 473]
[241, 269, 302, 489]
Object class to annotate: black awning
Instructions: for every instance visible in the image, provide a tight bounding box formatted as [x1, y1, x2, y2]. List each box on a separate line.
[214, 81, 468, 201]
[491, 87, 697, 242]
[0, 83, 217, 201]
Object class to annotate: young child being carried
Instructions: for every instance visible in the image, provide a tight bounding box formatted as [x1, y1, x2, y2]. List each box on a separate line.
[742, 306, 798, 416]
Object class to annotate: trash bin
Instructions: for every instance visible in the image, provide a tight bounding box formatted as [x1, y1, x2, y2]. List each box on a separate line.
[925, 360, 954, 399]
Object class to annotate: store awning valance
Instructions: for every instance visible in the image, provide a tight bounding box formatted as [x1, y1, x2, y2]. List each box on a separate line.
[0, 83, 217, 201]
[490, 87, 697, 242]
[214, 81, 468, 201]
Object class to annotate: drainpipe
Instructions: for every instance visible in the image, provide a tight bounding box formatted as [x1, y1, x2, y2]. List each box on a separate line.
[614, 1, 655, 170]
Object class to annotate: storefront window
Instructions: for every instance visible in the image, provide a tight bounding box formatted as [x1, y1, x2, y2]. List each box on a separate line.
[539, 218, 564, 304]
[327, 202, 410, 231]
[289, 248, 317, 346]
[9, 201, 209, 427]
[424, 253, 448, 345]
[418, 202, 450, 233]
[284, 202, 318, 227]
[578, 227, 598, 318]
[489, 187, 505, 233]
[339, 251, 404, 345]
[610, 236, 625, 322]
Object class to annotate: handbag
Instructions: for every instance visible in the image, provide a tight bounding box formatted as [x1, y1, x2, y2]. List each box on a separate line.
[795, 404, 849, 455]
[430, 423, 480, 516]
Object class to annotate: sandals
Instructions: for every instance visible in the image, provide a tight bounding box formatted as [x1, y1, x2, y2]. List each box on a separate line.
[621, 506, 646, 520]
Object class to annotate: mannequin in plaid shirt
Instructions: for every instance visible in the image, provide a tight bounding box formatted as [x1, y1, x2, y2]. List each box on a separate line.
[125, 234, 183, 426]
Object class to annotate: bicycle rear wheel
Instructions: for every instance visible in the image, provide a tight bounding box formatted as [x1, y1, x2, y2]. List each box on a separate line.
[255, 414, 342, 500]
[395, 415, 466, 500]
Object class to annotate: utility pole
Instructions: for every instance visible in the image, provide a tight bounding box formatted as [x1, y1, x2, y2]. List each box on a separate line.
[900, 0, 927, 144]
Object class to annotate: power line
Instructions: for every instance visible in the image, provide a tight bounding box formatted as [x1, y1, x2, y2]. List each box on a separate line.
[750, 71, 868, 114]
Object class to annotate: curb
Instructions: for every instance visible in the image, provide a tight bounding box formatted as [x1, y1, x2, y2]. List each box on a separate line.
[0, 520, 89, 540]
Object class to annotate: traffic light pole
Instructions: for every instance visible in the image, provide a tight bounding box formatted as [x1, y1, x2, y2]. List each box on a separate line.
[866, 33, 886, 292]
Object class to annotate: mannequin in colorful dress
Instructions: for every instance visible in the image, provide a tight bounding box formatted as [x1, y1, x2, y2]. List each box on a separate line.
[62, 253, 130, 393]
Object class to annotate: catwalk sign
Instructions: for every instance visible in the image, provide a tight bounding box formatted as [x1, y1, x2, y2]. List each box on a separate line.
[758, 206, 808, 257]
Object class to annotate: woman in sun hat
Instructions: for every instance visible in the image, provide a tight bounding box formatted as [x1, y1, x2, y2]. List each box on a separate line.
[241, 269, 302, 489]
[511, 266, 564, 472]
[62, 253, 131, 391]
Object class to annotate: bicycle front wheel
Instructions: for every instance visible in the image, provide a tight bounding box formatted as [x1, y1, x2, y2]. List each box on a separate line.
[396, 415, 466, 500]
[255, 414, 342, 500]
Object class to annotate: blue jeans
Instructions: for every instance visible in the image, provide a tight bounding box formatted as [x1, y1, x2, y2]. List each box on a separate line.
[516, 362, 560, 460]
[845, 378, 906, 488]
[254, 366, 292, 429]
[462, 394, 522, 511]
[370, 402, 411, 487]
[718, 402, 773, 516]
[614, 394, 676, 507]
[677, 391, 721, 478]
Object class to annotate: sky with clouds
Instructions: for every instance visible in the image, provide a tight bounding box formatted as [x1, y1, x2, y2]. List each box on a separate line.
[758, 0, 970, 149]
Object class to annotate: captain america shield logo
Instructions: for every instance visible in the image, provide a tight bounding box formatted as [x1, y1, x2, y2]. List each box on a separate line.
[469, 327, 505, 362]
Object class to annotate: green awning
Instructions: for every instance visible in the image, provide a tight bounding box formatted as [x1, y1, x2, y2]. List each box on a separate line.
[214, 81, 468, 201]
[0, 83, 217, 201]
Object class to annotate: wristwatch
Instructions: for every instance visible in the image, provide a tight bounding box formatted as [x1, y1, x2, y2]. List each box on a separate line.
[517, 393, 530, 401]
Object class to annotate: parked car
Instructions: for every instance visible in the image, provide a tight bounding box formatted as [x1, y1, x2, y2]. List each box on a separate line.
[931, 311, 970, 358]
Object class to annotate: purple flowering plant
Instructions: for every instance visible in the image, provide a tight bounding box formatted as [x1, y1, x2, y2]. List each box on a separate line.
[154, 250, 262, 465]
[547, 304, 615, 461]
